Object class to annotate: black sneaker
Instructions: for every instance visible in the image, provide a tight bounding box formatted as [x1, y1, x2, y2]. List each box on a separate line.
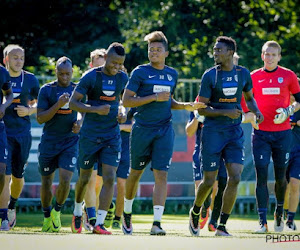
[189, 208, 200, 236]
[286, 220, 297, 231]
[215, 225, 232, 236]
[122, 212, 133, 235]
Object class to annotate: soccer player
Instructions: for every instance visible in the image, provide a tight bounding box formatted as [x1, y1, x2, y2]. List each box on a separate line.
[70, 42, 127, 235]
[2, 45, 40, 229]
[189, 36, 263, 237]
[251, 41, 300, 233]
[82, 48, 107, 231]
[0, 64, 13, 231]
[37, 56, 81, 233]
[121, 31, 206, 236]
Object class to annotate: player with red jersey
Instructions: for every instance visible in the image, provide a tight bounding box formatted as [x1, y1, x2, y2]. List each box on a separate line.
[251, 41, 300, 233]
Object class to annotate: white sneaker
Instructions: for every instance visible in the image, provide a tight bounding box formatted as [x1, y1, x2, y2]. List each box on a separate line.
[8, 209, 16, 228]
[254, 223, 268, 234]
[286, 221, 297, 231]
[0, 220, 10, 231]
[150, 225, 166, 235]
[274, 213, 284, 232]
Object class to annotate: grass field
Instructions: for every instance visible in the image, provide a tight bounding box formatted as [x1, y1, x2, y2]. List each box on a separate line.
[0, 214, 299, 250]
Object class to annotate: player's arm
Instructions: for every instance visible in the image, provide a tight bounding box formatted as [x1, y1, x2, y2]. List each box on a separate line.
[243, 90, 264, 124]
[0, 87, 13, 119]
[171, 97, 206, 111]
[185, 115, 199, 137]
[69, 91, 110, 115]
[197, 96, 242, 119]
[72, 112, 85, 134]
[14, 100, 37, 117]
[122, 88, 170, 107]
[37, 92, 70, 124]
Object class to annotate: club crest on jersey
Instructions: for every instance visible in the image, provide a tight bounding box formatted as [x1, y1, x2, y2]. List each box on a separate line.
[278, 77, 283, 84]
[167, 74, 173, 81]
[234, 75, 238, 82]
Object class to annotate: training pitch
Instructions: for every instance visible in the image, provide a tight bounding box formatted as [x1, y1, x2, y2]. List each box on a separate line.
[0, 214, 299, 250]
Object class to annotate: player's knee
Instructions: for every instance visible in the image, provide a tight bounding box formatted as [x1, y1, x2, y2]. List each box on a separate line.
[275, 177, 287, 187]
[0, 165, 6, 175]
[203, 178, 215, 188]
[228, 174, 241, 186]
[60, 174, 72, 186]
[42, 176, 53, 188]
[103, 172, 115, 186]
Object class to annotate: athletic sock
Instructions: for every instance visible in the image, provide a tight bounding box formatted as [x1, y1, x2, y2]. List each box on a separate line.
[114, 215, 121, 221]
[73, 202, 83, 217]
[258, 208, 267, 225]
[54, 202, 63, 212]
[96, 210, 107, 226]
[124, 198, 134, 214]
[42, 206, 51, 218]
[287, 212, 295, 222]
[153, 205, 164, 222]
[86, 207, 96, 220]
[219, 212, 230, 225]
[193, 204, 201, 214]
[275, 202, 284, 216]
[8, 196, 18, 209]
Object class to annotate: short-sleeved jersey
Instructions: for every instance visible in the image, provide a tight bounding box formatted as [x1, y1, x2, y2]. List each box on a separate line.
[75, 67, 128, 137]
[37, 81, 77, 139]
[199, 65, 252, 129]
[0, 66, 11, 122]
[125, 64, 178, 127]
[251, 66, 300, 131]
[4, 70, 40, 136]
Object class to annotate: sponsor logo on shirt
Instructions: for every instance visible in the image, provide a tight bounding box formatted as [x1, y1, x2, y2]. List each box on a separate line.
[12, 99, 21, 103]
[219, 97, 237, 103]
[103, 90, 115, 96]
[262, 87, 280, 95]
[57, 109, 72, 114]
[100, 96, 116, 101]
[153, 85, 171, 93]
[223, 87, 237, 96]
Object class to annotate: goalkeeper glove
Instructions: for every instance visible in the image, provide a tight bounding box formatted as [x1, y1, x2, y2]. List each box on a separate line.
[273, 105, 295, 124]
[194, 110, 205, 123]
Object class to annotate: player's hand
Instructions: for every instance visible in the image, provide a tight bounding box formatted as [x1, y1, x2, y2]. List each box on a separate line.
[14, 105, 29, 117]
[72, 120, 81, 134]
[156, 91, 170, 102]
[57, 93, 70, 108]
[193, 110, 205, 123]
[255, 111, 264, 124]
[95, 104, 110, 115]
[0, 105, 6, 119]
[274, 106, 294, 124]
[225, 109, 242, 119]
[117, 112, 127, 123]
[185, 102, 207, 111]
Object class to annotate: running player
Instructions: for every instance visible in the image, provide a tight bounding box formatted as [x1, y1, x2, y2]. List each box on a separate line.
[70, 42, 127, 235]
[0, 64, 13, 231]
[37, 56, 81, 232]
[251, 41, 300, 233]
[2, 44, 40, 229]
[82, 48, 107, 231]
[189, 36, 263, 237]
[121, 31, 206, 236]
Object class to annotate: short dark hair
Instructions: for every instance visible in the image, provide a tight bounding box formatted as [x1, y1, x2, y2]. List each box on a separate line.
[56, 56, 72, 67]
[144, 31, 168, 51]
[107, 42, 125, 56]
[216, 36, 237, 52]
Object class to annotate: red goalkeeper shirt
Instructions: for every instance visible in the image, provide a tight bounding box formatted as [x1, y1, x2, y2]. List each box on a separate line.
[251, 66, 300, 131]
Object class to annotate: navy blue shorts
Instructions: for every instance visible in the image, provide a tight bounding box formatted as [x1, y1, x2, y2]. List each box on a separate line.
[287, 145, 300, 180]
[193, 159, 227, 181]
[0, 123, 8, 165]
[252, 129, 292, 168]
[97, 135, 130, 179]
[130, 123, 174, 171]
[6, 134, 32, 178]
[38, 135, 79, 176]
[78, 134, 121, 172]
[201, 126, 245, 172]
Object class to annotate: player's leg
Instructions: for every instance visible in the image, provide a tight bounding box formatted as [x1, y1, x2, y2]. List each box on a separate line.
[0, 163, 5, 196]
[51, 167, 73, 232]
[283, 182, 290, 219]
[0, 175, 11, 231]
[40, 172, 55, 232]
[286, 177, 299, 230]
[112, 177, 126, 229]
[8, 135, 31, 228]
[216, 163, 243, 236]
[83, 168, 97, 230]
[252, 130, 272, 233]
[272, 129, 292, 232]
[95, 175, 103, 210]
